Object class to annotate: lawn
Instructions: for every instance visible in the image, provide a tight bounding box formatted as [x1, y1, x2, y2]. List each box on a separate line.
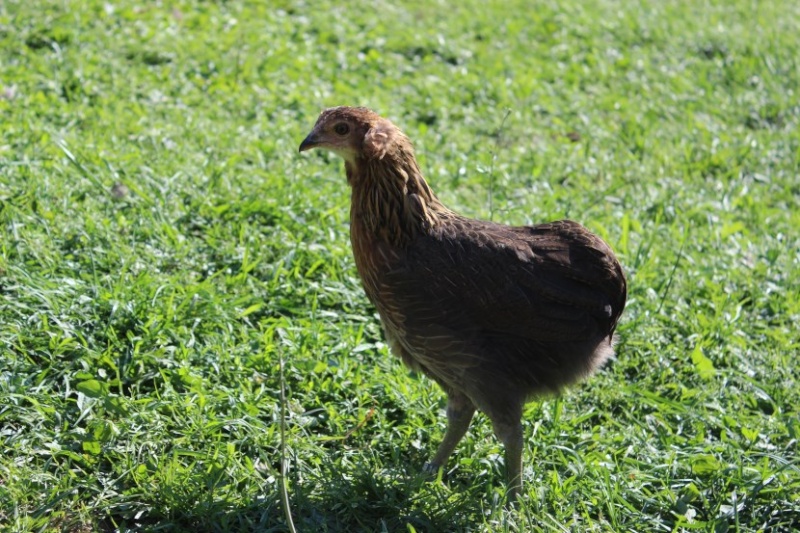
[1, 0, 799, 531]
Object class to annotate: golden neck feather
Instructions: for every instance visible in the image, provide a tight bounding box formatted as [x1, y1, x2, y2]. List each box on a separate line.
[347, 150, 450, 246]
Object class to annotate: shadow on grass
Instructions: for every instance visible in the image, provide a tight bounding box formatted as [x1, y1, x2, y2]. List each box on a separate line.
[99, 454, 498, 532]
[282, 447, 499, 532]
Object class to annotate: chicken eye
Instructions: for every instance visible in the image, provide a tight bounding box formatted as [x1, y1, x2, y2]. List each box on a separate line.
[333, 123, 350, 136]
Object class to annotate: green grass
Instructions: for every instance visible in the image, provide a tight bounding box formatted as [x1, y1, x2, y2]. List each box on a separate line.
[1, 0, 799, 531]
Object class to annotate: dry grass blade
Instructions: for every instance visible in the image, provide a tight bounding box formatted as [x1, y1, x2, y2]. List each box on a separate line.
[278, 353, 297, 533]
[488, 108, 512, 221]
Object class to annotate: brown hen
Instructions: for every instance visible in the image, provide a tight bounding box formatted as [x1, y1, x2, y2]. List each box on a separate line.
[299, 106, 626, 501]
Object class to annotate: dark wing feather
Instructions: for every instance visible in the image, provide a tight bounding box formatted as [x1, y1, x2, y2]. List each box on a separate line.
[378, 218, 626, 346]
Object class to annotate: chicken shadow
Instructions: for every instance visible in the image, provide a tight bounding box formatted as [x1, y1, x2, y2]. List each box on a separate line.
[285, 449, 501, 532]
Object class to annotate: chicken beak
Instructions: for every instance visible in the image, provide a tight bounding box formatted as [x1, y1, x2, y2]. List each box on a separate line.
[298, 132, 320, 152]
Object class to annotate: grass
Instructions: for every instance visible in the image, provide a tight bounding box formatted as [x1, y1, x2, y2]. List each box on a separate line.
[1, 0, 799, 531]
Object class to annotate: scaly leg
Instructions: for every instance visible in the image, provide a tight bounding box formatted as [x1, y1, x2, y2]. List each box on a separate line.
[491, 415, 524, 503]
[423, 393, 475, 475]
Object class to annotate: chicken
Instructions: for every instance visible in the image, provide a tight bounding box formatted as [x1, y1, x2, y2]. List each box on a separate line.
[299, 106, 626, 501]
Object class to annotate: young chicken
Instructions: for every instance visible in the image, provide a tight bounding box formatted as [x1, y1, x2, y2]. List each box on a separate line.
[299, 106, 627, 501]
